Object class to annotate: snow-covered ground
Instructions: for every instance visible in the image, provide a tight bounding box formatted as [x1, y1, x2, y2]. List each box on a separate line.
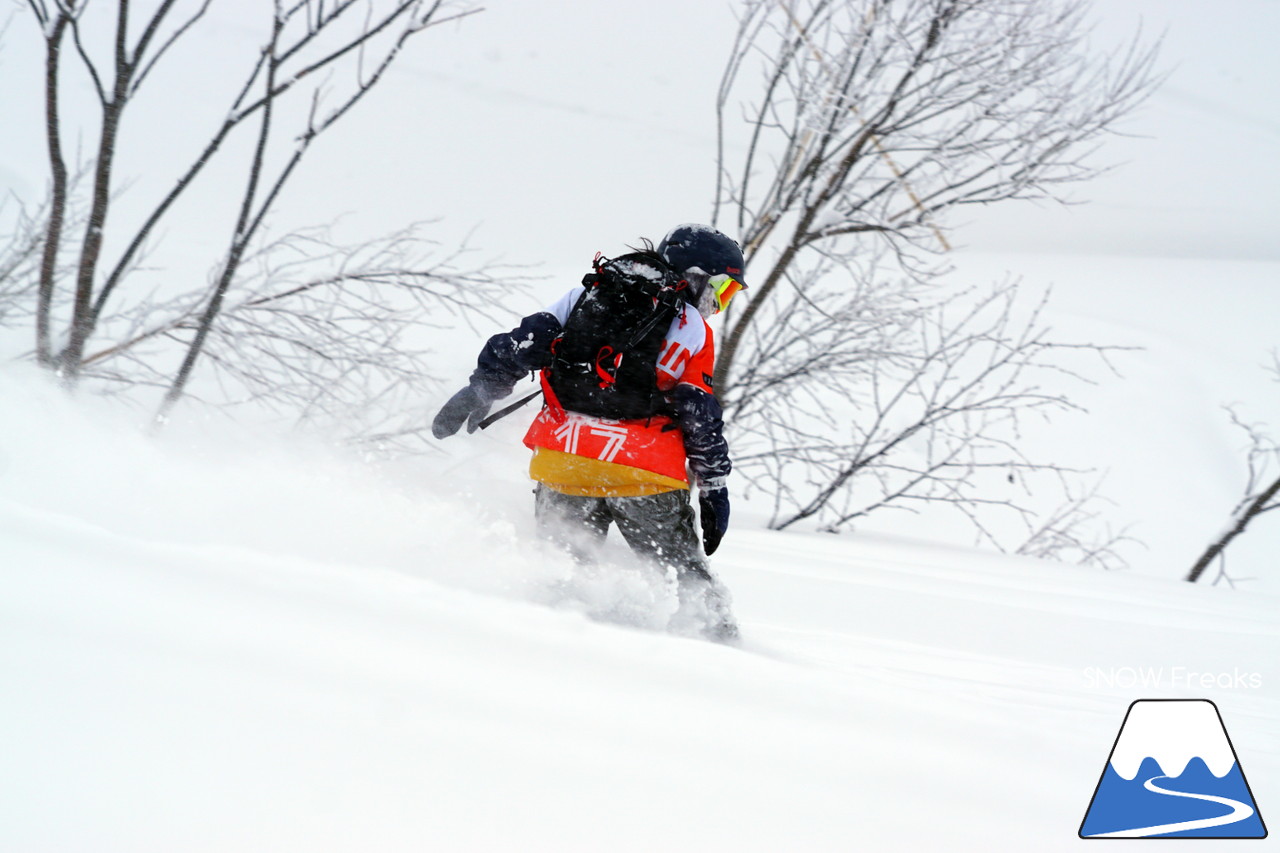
[2, 362, 1276, 851]
[942, 252, 1280, 585]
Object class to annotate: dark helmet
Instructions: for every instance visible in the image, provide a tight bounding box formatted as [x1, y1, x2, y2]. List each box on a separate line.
[657, 224, 746, 285]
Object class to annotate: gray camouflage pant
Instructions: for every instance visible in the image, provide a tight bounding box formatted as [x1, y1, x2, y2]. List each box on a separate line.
[533, 485, 737, 641]
[533, 485, 712, 580]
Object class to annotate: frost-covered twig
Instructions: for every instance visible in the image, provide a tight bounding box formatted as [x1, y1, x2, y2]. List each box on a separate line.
[13, 0, 478, 395]
[711, 0, 1160, 392]
[83, 223, 526, 446]
[1186, 403, 1280, 583]
[710, 0, 1158, 559]
[728, 252, 1129, 553]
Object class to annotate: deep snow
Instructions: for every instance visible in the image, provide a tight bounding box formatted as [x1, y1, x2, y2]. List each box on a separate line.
[2, 367, 1275, 852]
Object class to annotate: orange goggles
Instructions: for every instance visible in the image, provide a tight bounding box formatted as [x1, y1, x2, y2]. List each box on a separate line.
[709, 274, 745, 314]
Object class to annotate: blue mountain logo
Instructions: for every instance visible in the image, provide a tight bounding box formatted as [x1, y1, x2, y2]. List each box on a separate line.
[1080, 699, 1267, 838]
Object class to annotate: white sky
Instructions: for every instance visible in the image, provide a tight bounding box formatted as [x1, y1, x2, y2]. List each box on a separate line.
[305, 0, 1280, 267]
[2, 0, 1276, 274]
[959, 0, 1280, 261]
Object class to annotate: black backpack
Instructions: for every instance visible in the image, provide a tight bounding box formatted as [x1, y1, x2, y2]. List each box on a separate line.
[545, 252, 686, 420]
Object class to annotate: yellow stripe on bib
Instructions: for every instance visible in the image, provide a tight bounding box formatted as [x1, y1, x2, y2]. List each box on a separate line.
[529, 447, 688, 497]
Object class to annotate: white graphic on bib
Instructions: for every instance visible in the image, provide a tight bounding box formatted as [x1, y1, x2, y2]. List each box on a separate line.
[553, 415, 630, 462]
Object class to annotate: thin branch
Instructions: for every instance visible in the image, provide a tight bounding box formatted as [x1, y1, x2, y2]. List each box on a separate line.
[131, 0, 213, 94]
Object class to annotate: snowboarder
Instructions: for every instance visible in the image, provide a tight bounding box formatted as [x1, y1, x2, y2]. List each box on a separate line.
[431, 224, 746, 642]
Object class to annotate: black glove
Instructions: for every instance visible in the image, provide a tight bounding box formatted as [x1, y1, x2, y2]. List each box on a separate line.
[432, 386, 491, 439]
[698, 487, 730, 556]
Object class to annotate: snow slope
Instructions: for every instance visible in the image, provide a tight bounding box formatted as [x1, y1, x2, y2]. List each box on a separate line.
[943, 252, 1280, 586]
[2, 368, 1275, 852]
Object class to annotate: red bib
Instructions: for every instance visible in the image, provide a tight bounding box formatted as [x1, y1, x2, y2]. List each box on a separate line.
[523, 408, 689, 483]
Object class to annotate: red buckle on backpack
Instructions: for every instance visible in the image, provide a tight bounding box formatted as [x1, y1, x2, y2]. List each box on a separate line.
[539, 368, 567, 423]
[594, 346, 623, 388]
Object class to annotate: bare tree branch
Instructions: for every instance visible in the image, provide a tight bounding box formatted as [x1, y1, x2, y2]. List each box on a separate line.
[15, 0, 480, 388]
[725, 250, 1130, 557]
[157, 2, 290, 419]
[7, 0, 502, 443]
[703, 0, 1159, 558]
[131, 0, 213, 94]
[712, 0, 1161, 393]
[34, 3, 73, 366]
[82, 223, 523, 444]
[1186, 402, 1280, 583]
